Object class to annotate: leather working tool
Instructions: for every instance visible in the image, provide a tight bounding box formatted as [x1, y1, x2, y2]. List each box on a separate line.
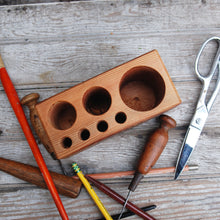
[118, 115, 176, 219]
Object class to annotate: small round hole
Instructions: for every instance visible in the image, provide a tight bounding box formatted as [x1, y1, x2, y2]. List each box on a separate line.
[97, 121, 108, 132]
[80, 129, 90, 141]
[62, 137, 72, 148]
[115, 112, 127, 124]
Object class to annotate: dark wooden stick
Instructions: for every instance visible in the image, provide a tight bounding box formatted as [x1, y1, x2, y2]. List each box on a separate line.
[85, 175, 156, 220]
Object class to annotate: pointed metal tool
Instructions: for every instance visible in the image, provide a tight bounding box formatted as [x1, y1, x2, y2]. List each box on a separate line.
[118, 115, 176, 219]
[175, 36, 220, 180]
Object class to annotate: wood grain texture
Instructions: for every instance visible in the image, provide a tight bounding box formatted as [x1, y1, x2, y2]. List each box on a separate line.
[35, 50, 181, 159]
[0, 0, 220, 219]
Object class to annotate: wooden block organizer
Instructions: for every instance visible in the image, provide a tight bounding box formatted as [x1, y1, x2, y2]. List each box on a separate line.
[35, 50, 181, 159]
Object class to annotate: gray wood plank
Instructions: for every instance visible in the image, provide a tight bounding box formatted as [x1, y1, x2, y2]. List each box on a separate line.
[1, 177, 220, 219]
[0, 0, 220, 219]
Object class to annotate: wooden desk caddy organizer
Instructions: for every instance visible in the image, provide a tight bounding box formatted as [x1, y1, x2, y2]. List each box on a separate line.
[28, 50, 181, 159]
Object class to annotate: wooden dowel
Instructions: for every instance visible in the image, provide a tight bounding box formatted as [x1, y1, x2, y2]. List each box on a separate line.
[0, 56, 69, 220]
[72, 165, 193, 180]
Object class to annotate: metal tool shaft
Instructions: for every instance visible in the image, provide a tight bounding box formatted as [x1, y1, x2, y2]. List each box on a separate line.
[118, 190, 131, 219]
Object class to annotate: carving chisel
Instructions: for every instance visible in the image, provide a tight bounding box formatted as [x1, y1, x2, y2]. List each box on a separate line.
[118, 115, 176, 219]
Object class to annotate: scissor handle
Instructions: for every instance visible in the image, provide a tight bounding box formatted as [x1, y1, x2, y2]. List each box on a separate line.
[195, 36, 220, 82]
[195, 37, 220, 112]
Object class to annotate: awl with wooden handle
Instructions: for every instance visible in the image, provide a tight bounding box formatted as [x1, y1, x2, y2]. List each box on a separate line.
[118, 115, 176, 219]
[0, 157, 82, 198]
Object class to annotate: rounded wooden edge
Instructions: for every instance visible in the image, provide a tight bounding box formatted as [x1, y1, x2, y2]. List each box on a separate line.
[159, 114, 176, 128]
[21, 93, 40, 106]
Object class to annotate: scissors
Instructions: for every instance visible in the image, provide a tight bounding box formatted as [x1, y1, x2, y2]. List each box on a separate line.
[174, 36, 220, 180]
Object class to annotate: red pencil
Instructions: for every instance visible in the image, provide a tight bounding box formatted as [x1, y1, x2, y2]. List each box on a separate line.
[0, 56, 68, 220]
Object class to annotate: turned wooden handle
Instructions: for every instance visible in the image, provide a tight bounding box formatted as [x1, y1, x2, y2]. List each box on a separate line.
[21, 93, 56, 158]
[0, 157, 82, 198]
[129, 115, 176, 192]
[138, 115, 176, 174]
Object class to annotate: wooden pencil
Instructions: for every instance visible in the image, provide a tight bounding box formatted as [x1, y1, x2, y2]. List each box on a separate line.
[72, 165, 197, 180]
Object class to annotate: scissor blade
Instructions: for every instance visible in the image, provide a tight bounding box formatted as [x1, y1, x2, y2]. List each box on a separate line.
[174, 144, 193, 180]
[174, 126, 201, 180]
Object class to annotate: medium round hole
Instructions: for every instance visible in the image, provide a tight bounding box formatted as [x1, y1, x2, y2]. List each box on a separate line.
[97, 121, 108, 132]
[49, 101, 76, 130]
[83, 87, 111, 115]
[80, 129, 90, 141]
[120, 66, 165, 111]
[62, 137, 72, 148]
[115, 112, 127, 124]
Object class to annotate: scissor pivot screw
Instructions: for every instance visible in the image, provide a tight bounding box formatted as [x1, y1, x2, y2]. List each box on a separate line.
[196, 118, 201, 124]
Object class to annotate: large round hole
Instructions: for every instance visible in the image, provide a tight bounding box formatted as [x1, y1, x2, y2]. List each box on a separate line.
[62, 137, 72, 148]
[97, 121, 108, 132]
[80, 129, 90, 141]
[49, 101, 76, 130]
[120, 66, 165, 111]
[83, 87, 111, 115]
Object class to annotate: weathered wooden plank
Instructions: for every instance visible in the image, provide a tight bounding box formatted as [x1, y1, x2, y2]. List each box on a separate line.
[0, 33, 219, 85]
[1, 177, 220, 219]
[0, 0, 69, 5]
[0, 1, 219, 43]
[0, 0, 219, 219]
[0, 1, 219, 85]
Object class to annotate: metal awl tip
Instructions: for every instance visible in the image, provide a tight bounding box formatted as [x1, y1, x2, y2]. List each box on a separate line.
[118, 190, 132, 220]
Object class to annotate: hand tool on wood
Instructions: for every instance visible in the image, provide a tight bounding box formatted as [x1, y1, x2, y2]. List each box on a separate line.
[0, 56, 69, 220]
[96, 205, 156, 220]
[118, 114, 176, 219]
[175, 36, 220, 180]
[72, 162, 113, 220]
[85, 175, 156, 220]
[0, 156, 156, 218]
[0, 157, 82, 198]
